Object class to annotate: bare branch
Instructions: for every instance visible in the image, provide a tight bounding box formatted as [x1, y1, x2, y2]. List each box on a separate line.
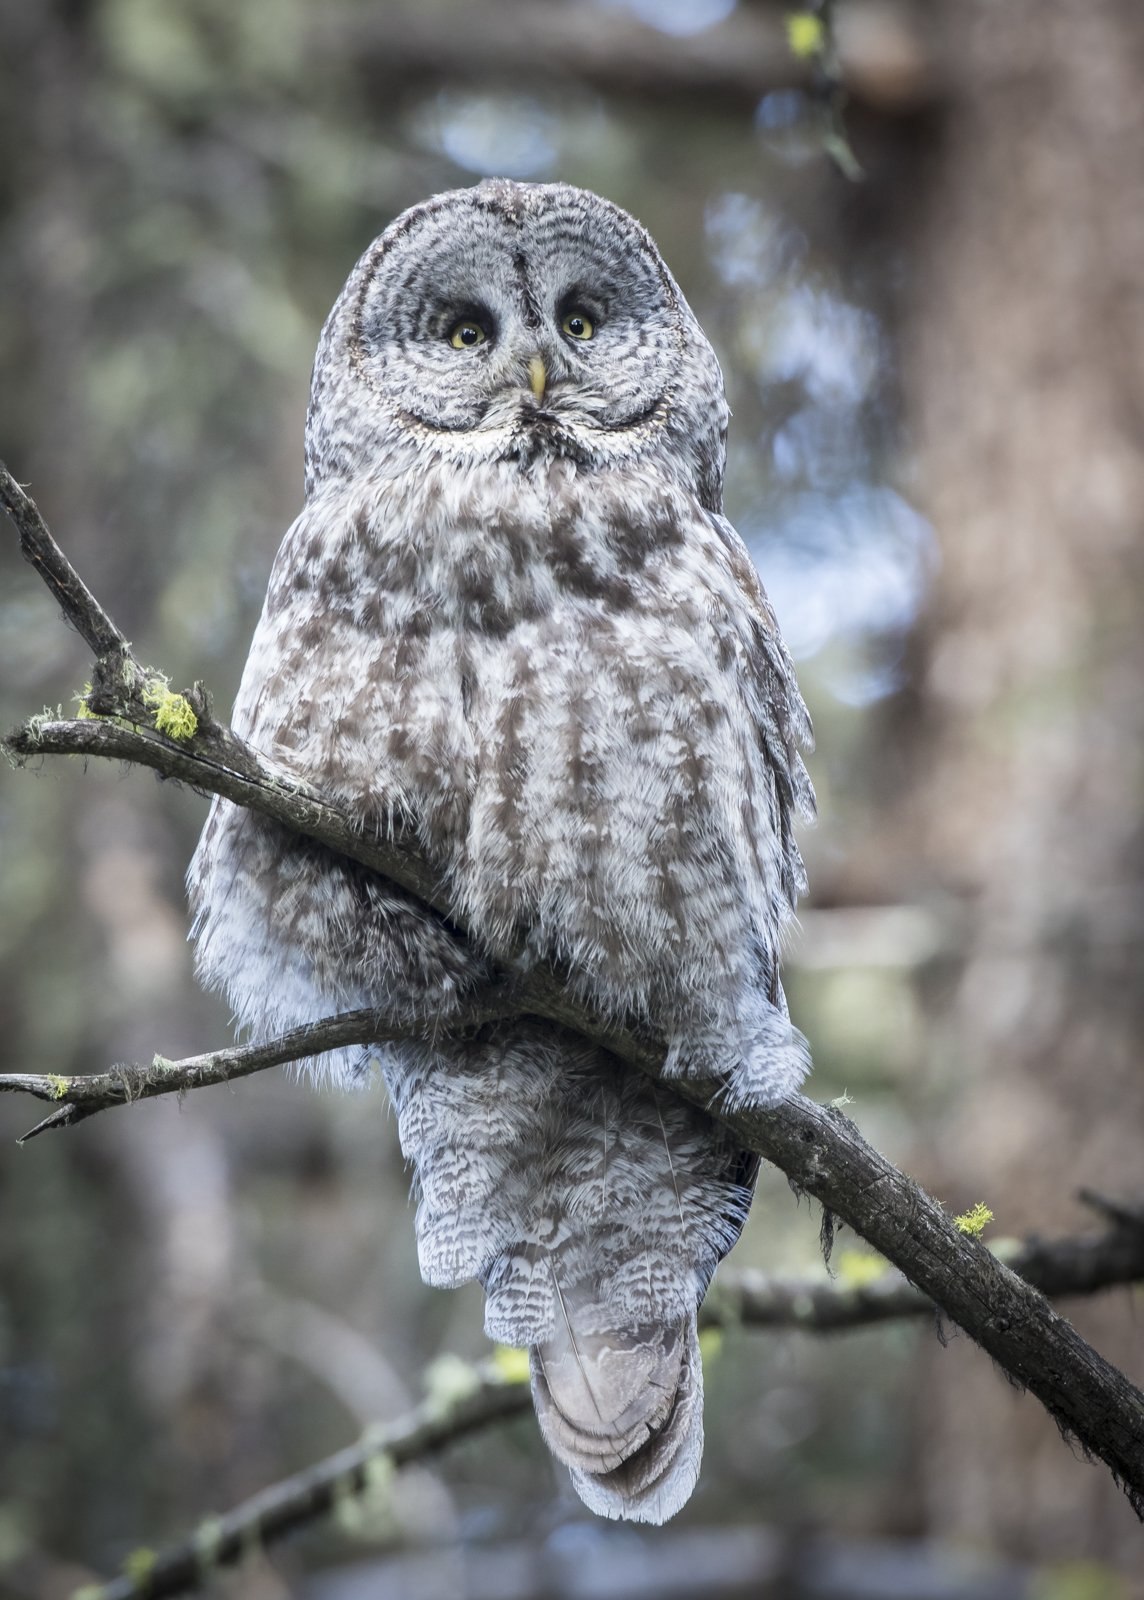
[0, 463, 128, 658]
[1078, 1188, 1144, 1233]
[5, 470, 1144, 1515]
[0, 997, 516, 1141]
[73, 1212, 1144, 1600]
[315, 0, 936, 116]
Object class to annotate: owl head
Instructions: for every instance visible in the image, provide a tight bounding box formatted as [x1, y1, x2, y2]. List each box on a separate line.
[304, 180, 729, 510]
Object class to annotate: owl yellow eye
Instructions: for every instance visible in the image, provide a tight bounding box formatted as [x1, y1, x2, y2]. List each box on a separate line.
[561, 310, 594, 341]
[449, 319, 488, 349]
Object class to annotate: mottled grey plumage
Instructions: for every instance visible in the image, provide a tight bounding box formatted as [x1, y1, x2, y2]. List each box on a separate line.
[188, 179, 814, 1521]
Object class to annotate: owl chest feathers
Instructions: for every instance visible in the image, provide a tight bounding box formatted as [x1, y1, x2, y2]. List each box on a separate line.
[235, 454, 796, 1012]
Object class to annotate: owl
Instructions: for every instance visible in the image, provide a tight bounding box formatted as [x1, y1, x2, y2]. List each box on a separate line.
[188, 179, 814, 1523]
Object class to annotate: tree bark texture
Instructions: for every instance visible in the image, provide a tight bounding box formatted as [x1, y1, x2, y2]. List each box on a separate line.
[887, 0, 1144, 1569]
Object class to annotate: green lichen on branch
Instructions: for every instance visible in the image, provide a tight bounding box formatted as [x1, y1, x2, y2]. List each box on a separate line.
[191, 1514, 224, 1582]
[141, 676, 198, 742]
[836, 1248, 888, 1287]
[333, 1451, 396, 1540]
[21, 706, 65, 740]
[423, 1352, 483, 1414]
[490, 1344, 531, 1384]
[121, 1548, 156, 1587]
[954, 1202, 995, 1239]
[786, 11, 825, 60]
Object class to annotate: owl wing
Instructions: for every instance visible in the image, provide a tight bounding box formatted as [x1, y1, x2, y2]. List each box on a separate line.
[454, 493, 814, 1105]
[707, 508, 816, 902]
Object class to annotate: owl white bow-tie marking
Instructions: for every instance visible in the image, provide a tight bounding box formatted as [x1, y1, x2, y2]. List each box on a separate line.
[188, 179, 814, 1522]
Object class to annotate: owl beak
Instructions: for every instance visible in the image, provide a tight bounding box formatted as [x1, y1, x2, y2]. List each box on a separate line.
[527, 355, 547, 403]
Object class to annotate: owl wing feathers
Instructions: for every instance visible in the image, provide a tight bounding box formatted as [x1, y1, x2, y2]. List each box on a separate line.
[448, 486, 813, 1107]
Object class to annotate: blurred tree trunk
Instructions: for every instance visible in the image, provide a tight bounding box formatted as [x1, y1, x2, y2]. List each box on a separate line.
[887, 0, 1144, 1570]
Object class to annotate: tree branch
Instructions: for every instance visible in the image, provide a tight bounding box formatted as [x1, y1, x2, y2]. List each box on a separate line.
[73, 1209, 1144, 1600]
[73, 1365, 533, 1600]
[711, 1207, 1144, 1331]
[4, 464, 1144, 1515]
[6, 1008, 1143, 1319]
[0, 1000, 516, 1141]
[0, 468, 128, 658]
[317, 0, 936, 116]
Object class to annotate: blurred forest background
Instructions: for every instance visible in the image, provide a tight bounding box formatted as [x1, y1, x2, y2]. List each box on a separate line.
[1, 1, 1142, 1597]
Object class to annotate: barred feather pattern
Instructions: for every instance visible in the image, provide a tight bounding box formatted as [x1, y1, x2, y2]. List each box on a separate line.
[188, 180, 813, 1522]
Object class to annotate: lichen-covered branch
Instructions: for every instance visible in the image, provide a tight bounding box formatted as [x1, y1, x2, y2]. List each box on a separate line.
[784, 0, 865, 179]
[73, 1364, 533, 1600]
[712, 1206, 1144, 1331]
[72, 1210, 1144, 1600]
[4, 465, 1144, 1514]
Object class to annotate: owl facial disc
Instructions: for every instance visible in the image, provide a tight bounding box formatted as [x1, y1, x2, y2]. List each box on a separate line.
[305, 179, 730, 510]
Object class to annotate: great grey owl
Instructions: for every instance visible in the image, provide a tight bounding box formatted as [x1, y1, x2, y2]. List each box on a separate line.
[188, 179, 814, 1523]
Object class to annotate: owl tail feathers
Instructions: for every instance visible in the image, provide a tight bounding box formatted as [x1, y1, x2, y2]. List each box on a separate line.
[530, 1306, 704, 1524]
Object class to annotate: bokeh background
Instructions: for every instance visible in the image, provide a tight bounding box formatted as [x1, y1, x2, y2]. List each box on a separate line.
[1, 2, 1142, 1597]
